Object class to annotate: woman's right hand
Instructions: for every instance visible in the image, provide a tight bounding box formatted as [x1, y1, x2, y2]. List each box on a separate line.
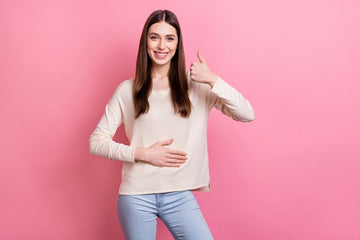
[134, 139, 188, 167]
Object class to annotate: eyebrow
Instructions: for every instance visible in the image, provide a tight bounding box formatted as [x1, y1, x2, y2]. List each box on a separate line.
[148, 33, 177, 37]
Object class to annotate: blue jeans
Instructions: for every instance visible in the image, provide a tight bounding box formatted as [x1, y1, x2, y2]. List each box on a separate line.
[117, 190, 214, 240]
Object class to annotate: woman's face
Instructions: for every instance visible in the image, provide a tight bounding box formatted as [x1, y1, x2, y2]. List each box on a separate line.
[147, 21, 178, 68]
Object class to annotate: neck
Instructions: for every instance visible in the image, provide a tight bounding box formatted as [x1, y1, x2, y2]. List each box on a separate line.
[151, 62, 171, 78]
[151, 63, 171, 91]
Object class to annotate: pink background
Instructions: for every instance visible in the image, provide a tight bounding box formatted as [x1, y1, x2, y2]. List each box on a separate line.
[1, 0, 359, 239]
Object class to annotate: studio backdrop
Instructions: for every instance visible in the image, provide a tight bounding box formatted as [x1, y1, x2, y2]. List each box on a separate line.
[1, 0, 359, 239]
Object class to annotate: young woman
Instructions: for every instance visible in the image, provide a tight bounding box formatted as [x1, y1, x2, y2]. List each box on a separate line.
[89, 9, 254, 240]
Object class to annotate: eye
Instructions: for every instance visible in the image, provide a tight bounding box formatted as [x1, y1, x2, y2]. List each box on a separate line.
[150, 36, 158, 40]
[167, 37, 174, 41]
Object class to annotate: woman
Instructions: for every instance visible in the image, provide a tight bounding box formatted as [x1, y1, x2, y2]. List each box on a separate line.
[89, 9, 254, 240]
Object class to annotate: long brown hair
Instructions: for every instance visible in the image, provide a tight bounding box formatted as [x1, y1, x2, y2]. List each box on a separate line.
[133, 9, 191, 118]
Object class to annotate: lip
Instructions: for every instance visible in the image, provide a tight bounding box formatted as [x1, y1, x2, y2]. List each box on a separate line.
[154, 51, 169, 59]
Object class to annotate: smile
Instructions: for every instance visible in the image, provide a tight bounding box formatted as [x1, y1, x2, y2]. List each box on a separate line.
[154, 51, 169, 59]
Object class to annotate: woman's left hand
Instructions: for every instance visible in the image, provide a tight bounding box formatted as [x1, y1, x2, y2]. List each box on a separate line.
[190, 50, 219, 88]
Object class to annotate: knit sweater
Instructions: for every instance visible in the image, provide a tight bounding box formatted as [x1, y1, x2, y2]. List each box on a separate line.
[89, 74, 254, 195]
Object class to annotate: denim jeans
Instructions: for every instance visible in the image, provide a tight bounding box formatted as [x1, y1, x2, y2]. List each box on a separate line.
[117, 190, 214, 240]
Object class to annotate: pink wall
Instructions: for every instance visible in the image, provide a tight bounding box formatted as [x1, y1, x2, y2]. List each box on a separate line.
[1, 0, 359, 239]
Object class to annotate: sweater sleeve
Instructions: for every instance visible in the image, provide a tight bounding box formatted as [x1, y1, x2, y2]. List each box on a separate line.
[208, 77, 255, 122]
[89, 85, 135, 162]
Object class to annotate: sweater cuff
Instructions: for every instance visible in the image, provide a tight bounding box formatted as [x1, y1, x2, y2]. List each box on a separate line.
[210, 77, 226, 95]
[120, 145, 136, 163]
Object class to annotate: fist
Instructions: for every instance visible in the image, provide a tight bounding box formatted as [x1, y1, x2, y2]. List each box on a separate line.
[190, 50, 218, 88]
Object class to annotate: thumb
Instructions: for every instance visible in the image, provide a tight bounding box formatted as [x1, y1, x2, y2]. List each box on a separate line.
[197, 50, 206, 64]
[159, 138, 174, 146]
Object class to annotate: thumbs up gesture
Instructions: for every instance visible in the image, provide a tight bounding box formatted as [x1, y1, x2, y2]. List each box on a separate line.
[190, 50, 219, 88]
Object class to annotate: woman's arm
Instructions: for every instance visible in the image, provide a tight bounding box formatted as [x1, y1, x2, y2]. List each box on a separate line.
[89, 84, 135, 162]
[208, 78, 255, 121]
[190, 51, 255, 122]
[89, 83, 187, 166]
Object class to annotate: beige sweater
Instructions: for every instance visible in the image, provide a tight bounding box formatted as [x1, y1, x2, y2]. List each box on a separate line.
[89, 75, 254, 195]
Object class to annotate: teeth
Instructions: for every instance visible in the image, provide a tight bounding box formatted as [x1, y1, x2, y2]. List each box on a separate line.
[155, 52, 167, 56]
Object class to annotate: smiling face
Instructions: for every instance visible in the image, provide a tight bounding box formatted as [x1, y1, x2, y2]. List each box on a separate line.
[147, 21, 178, 68]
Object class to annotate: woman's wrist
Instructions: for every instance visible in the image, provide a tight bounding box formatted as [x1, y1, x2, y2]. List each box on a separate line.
[134, 147, 148, 162]
[209, 74, 219, 88]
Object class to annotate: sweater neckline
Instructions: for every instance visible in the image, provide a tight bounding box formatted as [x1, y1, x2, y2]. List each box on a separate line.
[150, 88, 171, 97]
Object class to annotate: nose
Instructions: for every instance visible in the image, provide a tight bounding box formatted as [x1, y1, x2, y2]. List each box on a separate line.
[158, 39, 165, 49]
